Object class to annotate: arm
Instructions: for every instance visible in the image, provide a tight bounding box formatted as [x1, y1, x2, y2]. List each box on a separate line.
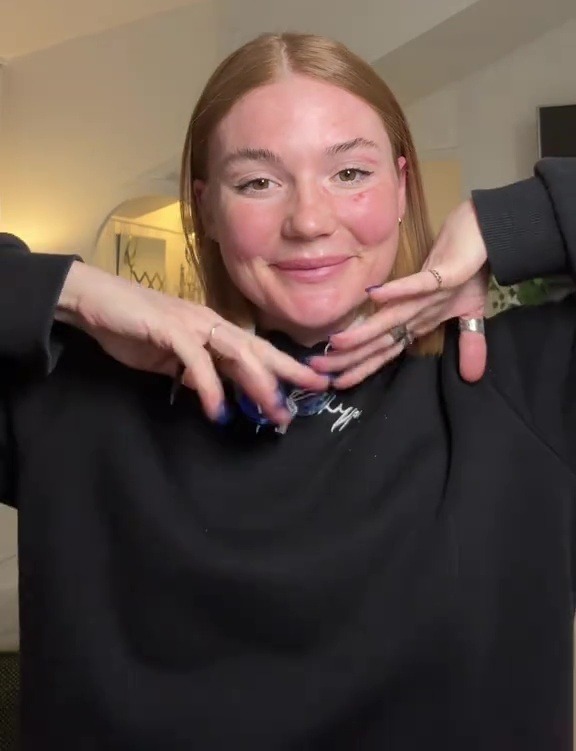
[472, 158, 576, 284]
[0, 234, 78, 506]
[471, 159, 576, 471]
[0, 233, 328, 432]
[0, 233, 79, 379]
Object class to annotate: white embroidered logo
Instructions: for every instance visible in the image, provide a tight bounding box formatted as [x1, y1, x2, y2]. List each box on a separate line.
[278, 389, 362, 433]
[317, 394, 362, 432]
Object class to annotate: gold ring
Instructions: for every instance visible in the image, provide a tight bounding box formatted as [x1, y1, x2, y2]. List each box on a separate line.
[208, 323, 222, 344]
[206, 323, 224, 361]
[428, 268, 443, 289]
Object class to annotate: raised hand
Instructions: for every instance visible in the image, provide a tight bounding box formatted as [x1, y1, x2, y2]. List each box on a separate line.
[56, 262, 330, 425]
[309, 199, 490, 387]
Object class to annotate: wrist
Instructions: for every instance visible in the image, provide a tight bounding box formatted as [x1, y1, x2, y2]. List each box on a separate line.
[55, 260, 91, 325]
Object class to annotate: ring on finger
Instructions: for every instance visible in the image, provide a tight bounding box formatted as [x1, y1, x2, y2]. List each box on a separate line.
[458, 316, 485, 334]
[401, 330, 415, 347]
[206, 322, 224, 361]
[390, 324, 414, 349]
[390, 324, 408, 344]
[428, 268, 443, 289]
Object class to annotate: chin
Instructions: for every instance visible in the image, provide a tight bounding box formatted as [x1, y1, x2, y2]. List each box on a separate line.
[271, 296, 359, 336]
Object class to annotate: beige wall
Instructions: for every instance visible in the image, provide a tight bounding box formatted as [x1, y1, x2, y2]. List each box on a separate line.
[419, 159, 462, 234]
[0, 2, 217, 257]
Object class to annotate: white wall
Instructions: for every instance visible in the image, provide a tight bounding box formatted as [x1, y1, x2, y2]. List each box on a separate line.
[0, 1, 218, 257]
[458, 16, 576, 193]
[406, 17, 576, 198]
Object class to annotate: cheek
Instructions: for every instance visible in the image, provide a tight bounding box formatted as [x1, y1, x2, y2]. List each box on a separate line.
[342, 187, 400, 246]
[216, 201, 278, 265]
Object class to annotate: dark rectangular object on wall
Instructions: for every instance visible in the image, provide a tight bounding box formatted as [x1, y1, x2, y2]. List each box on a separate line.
[538, 104, 576, 158]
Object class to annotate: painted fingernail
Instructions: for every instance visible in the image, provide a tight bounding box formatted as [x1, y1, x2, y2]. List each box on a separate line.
[276, 386, 289, 408]
[214, 401, 233, 425]
[169, 364, 185, 405]
[169, 378, 181, 405]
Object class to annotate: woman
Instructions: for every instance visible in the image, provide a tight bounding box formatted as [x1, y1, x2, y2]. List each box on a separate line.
[1, 32, 575, 749]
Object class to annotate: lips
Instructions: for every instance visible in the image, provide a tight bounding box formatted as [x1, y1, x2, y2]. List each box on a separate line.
[273, 256, 350, 271]
[271, 255, 352, 283]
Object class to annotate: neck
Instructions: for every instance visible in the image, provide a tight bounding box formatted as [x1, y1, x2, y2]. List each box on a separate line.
[257, 310, 360, 347]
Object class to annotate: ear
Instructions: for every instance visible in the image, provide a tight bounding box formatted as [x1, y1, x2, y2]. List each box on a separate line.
[193, 179, 217, 240]
[396, 156, 407, 221]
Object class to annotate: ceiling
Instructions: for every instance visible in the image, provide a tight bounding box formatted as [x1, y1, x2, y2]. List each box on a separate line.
[1, 0, 574, 105]
[0, 0, 202, 60]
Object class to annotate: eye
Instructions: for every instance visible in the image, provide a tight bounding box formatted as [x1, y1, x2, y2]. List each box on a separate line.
[237, 178, 272, 192]
[337, 168, 373, 183]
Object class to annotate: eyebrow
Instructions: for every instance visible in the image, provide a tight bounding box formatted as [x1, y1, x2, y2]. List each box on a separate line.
[221, 148, 281, 169]
[221, 138, 380, 169]
[325, 137, 380, 155]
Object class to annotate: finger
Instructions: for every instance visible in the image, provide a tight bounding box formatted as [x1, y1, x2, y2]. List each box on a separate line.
[209, 325, 330, 393]
[332, 342, 406, 390]
[367, 269, 445, 303]
[458, 329, 487, 383]
[263, 344, 331, 391]
[172, 335, 227, 421]
[309, 332, 396, 373]
[330, 294, 439, 351]
[219, 349, 293, 424]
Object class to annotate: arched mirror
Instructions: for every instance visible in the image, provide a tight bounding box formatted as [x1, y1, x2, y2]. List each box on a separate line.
[94, 196, 202, 301]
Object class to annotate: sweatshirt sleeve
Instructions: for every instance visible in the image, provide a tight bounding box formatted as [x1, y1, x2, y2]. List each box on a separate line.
[472, 158, 576, 284]
[472, 159, 576, 475]
[0, 233, 78, 379]
[0, 233, 78, 506]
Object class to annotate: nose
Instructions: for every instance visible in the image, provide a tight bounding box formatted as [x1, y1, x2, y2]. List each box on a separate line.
[282, 181, 337, 240]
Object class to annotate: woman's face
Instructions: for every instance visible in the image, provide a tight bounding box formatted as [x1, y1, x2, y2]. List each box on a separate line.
[195, 74, 406, 343]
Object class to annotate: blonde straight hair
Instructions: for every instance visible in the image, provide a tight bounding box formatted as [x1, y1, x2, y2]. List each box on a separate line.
[180, 33, 443, 356]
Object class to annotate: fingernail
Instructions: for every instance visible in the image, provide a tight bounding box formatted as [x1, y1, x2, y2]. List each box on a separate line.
[365, 284, 383, 293]
[214, 401, 233, 425]
[276, 386, 288, 409]
[169, 364, 185, 406]
[169, 378, 181, 406]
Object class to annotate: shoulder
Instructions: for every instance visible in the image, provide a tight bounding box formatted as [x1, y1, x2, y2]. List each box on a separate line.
[0, 233, 30, 253]
[480, 296, 576, 444]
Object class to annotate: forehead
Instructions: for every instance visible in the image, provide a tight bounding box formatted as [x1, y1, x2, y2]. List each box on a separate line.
[211, 74, 392, 159]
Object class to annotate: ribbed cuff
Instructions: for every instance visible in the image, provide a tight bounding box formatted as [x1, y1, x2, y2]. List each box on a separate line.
[0, 234, 78, 374]
[472, 176, 566, 286]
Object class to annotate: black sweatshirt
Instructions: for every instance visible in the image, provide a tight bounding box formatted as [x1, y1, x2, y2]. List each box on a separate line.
[1, 157, 576, 750]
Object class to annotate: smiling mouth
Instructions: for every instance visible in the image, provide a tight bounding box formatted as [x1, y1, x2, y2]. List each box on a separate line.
[274, 256, 351, 271]
[272, 256, 352, 282]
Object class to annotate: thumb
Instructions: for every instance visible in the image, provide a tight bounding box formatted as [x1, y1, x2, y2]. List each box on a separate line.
[458, 325, 487, 383]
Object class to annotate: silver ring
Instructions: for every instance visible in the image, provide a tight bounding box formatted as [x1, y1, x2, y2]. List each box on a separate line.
[390, 324, 408, 344]
[458, 317, 485, 334]
[402, 331, 415, 347]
